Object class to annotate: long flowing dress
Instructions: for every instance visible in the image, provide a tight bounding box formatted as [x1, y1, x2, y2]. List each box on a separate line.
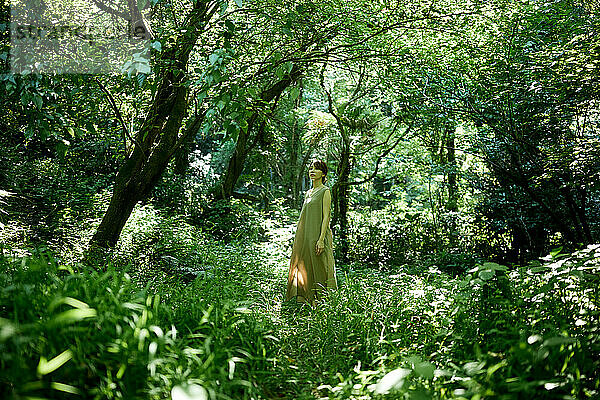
[286, 185, 337, 305]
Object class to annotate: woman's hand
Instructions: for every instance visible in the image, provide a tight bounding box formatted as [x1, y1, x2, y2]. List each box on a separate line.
[316, 239, 325, 255]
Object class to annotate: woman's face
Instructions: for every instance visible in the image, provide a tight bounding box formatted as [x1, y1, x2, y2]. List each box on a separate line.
[308, 164, 324, 181]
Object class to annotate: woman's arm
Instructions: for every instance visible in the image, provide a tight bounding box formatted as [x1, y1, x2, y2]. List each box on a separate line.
[316, 189, 332, 255]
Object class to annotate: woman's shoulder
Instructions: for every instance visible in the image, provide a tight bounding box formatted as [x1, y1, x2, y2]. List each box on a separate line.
[320, 186, 331, 198]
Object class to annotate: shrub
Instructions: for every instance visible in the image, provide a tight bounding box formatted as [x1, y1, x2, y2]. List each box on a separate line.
[191, 199, 266, 243]
[0, 250, 271, 399]
[315, 246, 600, 399]
[347, 209, 438, 268]
[348, 205, 509, 270]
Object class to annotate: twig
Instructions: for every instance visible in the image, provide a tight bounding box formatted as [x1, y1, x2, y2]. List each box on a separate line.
[95, 78, 134, 153]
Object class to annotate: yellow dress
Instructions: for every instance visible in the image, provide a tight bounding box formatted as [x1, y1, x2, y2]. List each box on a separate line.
[286, 185, 337, 305]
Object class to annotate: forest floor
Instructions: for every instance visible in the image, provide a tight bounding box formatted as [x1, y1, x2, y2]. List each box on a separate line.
[184, 213, 598, 399]
[2, 205, 598, 399]
[106, 207, 473, 398]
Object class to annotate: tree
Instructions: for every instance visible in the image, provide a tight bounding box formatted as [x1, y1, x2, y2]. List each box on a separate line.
[318, 65, 410, 262]
[459, 0, 600, 253]
[389, 0, 600, 257]
[89, 0, 223, 249]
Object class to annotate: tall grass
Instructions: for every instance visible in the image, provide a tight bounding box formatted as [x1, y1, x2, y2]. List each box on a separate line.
[0, 250, 270, 399]
[1, 208, 598, 399]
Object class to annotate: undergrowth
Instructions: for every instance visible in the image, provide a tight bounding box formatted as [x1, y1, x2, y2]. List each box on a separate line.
[1, 209, 598, 399]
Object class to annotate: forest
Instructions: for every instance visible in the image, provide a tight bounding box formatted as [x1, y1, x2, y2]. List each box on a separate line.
[1, 0, 599, 398]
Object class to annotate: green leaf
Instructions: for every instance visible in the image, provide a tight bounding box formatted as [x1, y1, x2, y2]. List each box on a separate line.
[530, 266, 550, 273]
[0, 317, 18, 340]
[51, 308, 97, 325]
[50, 382, 80, 394]
[226, 122, 239, 137]
[219, 1, 228, 14]
[282, 21, 293, 37]
[137, 0, 147, 10]
[137, 63, 151, 75]
[464, 361, 486, 376]
[487, 360, 507, 376]
[38, 350, 73, 375]
[49, 296, 90, 312]
[482, 262, 507, 271]
[275, 65, 285, 79]
[201, 121, 211, 135]
[234, 0, 242, 7]
[409, 389, 431, 400]
[171, 384, 209, 400]
[375, 368, 411, 394]
[413, 361, 435, 379]
[289, 87, 300, 101]
[209, 53, 220, 65]
[33, 94, 43, 110]
[56, 141, 68, 158]
[212, 69, 222, 83]
[151, 41, 162, 52]
[137, 73, 147, 87]
[543, 337, 576, 347]
[478, 269, 495, 281]
[550, 247, 563, 258]
[538, 283, 553, 293]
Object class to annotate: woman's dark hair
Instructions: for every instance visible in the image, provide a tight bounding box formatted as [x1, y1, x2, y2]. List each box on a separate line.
[311, 160, 328, 183]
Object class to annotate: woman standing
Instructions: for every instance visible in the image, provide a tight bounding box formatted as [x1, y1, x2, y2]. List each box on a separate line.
[286, 160, 337, 306]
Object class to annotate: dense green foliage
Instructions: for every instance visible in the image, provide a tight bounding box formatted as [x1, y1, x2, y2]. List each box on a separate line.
[1, 0, 599, 398]
[1, 211, 598, 398]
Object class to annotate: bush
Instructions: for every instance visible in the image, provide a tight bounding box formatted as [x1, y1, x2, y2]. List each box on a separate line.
[348, 204, 508, 270]
[0, 250, 272, 399]
[191, 199, 266, 243]
[347, 209, 439, 268]
[426, 251, 483, 276]
[316, 246, 600, 399]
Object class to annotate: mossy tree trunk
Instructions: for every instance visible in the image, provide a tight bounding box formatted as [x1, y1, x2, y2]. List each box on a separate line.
[89, 1, 216, 250]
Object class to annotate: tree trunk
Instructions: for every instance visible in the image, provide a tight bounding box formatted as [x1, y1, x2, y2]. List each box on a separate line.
[560, 184, 595, 245]
[576, 186, 593, 243]
[90, 83, 195, 249]
[507, 225, 526, 267]
[174, 132, 195, 175]
[127, 0, 153, 40]
[445, 124, 458, 212]
[216, 65, 303, 200]
[289, 79, 303, 205]
[89, 1, 214, 250]
[290, 121, 299, 203]
[332, 143, 351, 264]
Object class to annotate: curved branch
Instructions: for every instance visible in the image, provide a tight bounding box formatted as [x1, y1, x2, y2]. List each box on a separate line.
[349, 123, 411, 186]
[95, 78, 136, 153]
[91, 0, 129, 19]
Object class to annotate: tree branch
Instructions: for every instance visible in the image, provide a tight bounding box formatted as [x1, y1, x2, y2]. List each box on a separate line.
[349, 124, 411, 186]
[91, 0, 129, 19]
[95, 78, 137, 153]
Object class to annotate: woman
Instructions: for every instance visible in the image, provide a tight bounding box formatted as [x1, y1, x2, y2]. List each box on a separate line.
[286, 160, 337, 306]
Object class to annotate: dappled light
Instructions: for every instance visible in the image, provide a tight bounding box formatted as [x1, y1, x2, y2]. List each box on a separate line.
[1, 0, 599, 398]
